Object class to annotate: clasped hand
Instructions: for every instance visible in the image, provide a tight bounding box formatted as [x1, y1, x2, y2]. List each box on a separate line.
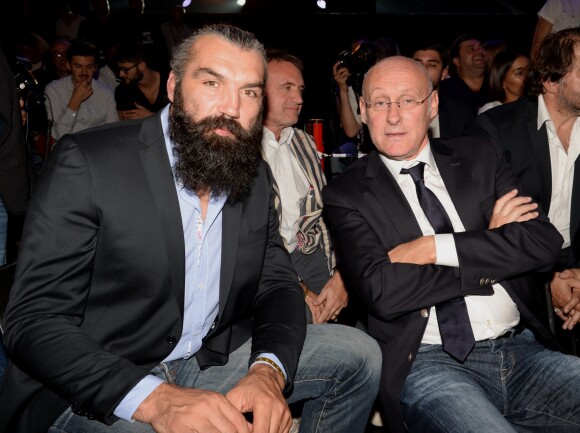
[304, 270, 348, 323]
[551, 268, 580, 330]
[134, 364, 291, 433]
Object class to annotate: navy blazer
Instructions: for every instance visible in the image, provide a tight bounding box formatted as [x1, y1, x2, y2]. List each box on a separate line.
[0, 111, 306, 432]
[322, 136, 563, 433]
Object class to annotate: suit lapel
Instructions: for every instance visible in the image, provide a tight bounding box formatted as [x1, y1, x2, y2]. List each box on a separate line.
[432, 142, 482, 230]
[527, 110, 552, 213]
[366, 152, 423, 240]
[138, 114, 186, 315]
[220, 200, 242, 317]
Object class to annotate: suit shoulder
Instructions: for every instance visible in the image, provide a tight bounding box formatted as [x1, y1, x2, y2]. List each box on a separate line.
[324, 155, 368, 193]
[435, 135, 501, 160]
[476, 97, 534, 123]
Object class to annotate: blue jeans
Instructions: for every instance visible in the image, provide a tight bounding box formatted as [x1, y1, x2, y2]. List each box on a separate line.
[401, 328, 580, 432]
[49, 324, 381, 433]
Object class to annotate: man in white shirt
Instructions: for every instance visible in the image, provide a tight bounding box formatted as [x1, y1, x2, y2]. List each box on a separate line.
[44, 40, 118, 142]
[469, 26, 580, 353]
[261, 49, 348, 324]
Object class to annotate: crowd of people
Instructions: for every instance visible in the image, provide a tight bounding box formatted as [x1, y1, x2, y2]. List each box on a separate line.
[1, 1, 580, 432]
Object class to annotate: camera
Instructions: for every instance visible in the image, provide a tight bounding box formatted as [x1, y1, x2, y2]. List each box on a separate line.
[337, 41, 376, 86]
[14, 57, 45, 111]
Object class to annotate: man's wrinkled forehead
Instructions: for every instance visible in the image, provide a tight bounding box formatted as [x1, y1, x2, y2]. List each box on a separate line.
[193, 35, 266, 75]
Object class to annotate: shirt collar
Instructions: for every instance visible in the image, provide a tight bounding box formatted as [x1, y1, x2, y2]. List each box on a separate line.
[537, 94, 551, 131]
[380, 141, 439, 179]
[262, 126, 295, 149]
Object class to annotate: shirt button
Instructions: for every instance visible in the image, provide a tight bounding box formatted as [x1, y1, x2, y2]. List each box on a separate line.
[166, 336, 177, 345]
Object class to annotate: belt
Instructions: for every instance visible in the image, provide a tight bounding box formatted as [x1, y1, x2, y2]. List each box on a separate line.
[496, 324, 524, 339]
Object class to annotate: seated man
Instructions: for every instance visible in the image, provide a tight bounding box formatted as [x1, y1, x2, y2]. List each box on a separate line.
[0, 24, 381, 433]
[262, 49, 348, 324]
[114, 40, 169, 120]
[322, 55, 580, 433]
[44, 39, 118, 142]
[468, 27, 580, 352]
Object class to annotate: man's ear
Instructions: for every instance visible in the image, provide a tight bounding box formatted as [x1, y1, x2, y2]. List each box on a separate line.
[360, 96, 368, 124]
[167, 71, 176, 103]
[429, 89, 439, 122]
[543, 79, 558, 94]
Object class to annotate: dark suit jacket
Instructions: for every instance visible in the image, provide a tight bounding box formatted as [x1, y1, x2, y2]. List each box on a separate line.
[437, 91, 477, 138]
[468, 96, 580, 269]
[322, 137, 563, 433]
[0, 46, 31, 214]
[0, 112, 306, 433]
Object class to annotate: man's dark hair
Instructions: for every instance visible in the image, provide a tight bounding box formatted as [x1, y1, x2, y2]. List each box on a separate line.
[409, 40, 449, 69]
[65, 40, 98, 63]
[448, 33, 481, 76]
[115, 40, 147, 66]
[525, 27, 580, 97]
[266, 48, 304, 71]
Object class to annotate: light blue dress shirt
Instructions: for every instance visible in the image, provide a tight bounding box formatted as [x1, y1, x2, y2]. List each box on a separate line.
[114, 106, 285, 421]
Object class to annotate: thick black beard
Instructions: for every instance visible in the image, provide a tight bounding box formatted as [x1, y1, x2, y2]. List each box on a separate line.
[169, 89, 263, 203]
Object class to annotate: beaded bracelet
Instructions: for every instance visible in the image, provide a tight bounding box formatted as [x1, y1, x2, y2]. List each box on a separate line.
[254, 356, 286, 381]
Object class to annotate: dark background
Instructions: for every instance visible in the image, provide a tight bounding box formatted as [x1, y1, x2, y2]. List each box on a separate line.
[2, 0, 546, 144]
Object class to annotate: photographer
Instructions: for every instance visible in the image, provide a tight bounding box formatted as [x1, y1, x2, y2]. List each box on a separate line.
[331, 36, 399, 160]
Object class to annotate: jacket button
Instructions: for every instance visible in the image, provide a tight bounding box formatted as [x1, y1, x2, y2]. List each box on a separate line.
[490, 279, 497, 284]
[407, 352, 413, 362]
[479, 277, 486, 286]
[420, 308, 429, 318]
[166, 336, 177, 345]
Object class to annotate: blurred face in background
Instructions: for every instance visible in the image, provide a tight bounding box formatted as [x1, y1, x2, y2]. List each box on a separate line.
[503, 55, 529, 102]
[412, 49, 447, 90]
[117, 60, 144, 85]
[50, 39, 71, 77]
[69, 55, 97, 84]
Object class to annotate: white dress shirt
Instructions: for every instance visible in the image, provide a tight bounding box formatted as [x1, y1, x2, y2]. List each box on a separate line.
[261, 126, 309, 252]
[538, 94, 579, 249]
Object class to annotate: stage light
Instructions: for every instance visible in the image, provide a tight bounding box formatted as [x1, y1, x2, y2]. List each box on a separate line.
[317, 0, 326, 9]
[237, 0, 246, 5]
[182, 0, 191, 7]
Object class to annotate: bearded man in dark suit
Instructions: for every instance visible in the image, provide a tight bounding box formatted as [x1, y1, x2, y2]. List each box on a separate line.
[0, 24, 381, 433]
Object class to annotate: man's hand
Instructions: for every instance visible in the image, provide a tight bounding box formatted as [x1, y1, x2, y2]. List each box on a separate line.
[227, 364, 292, 433]
[488, 189, 538, 229]
[551, 268, 580, 330]
[312, 270, 348, 323]
[119, 103, 154, 120]
[133, 382, 252, 433]
[304, 288, 325, 323]
[69, 80, 93, 111]
[388, 235, 436, 265]
[333, 61, 350, 92]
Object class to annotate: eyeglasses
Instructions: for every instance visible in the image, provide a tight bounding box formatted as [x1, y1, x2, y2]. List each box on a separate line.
[365, 90, 433, 112]
[118, 63, 140, 74]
